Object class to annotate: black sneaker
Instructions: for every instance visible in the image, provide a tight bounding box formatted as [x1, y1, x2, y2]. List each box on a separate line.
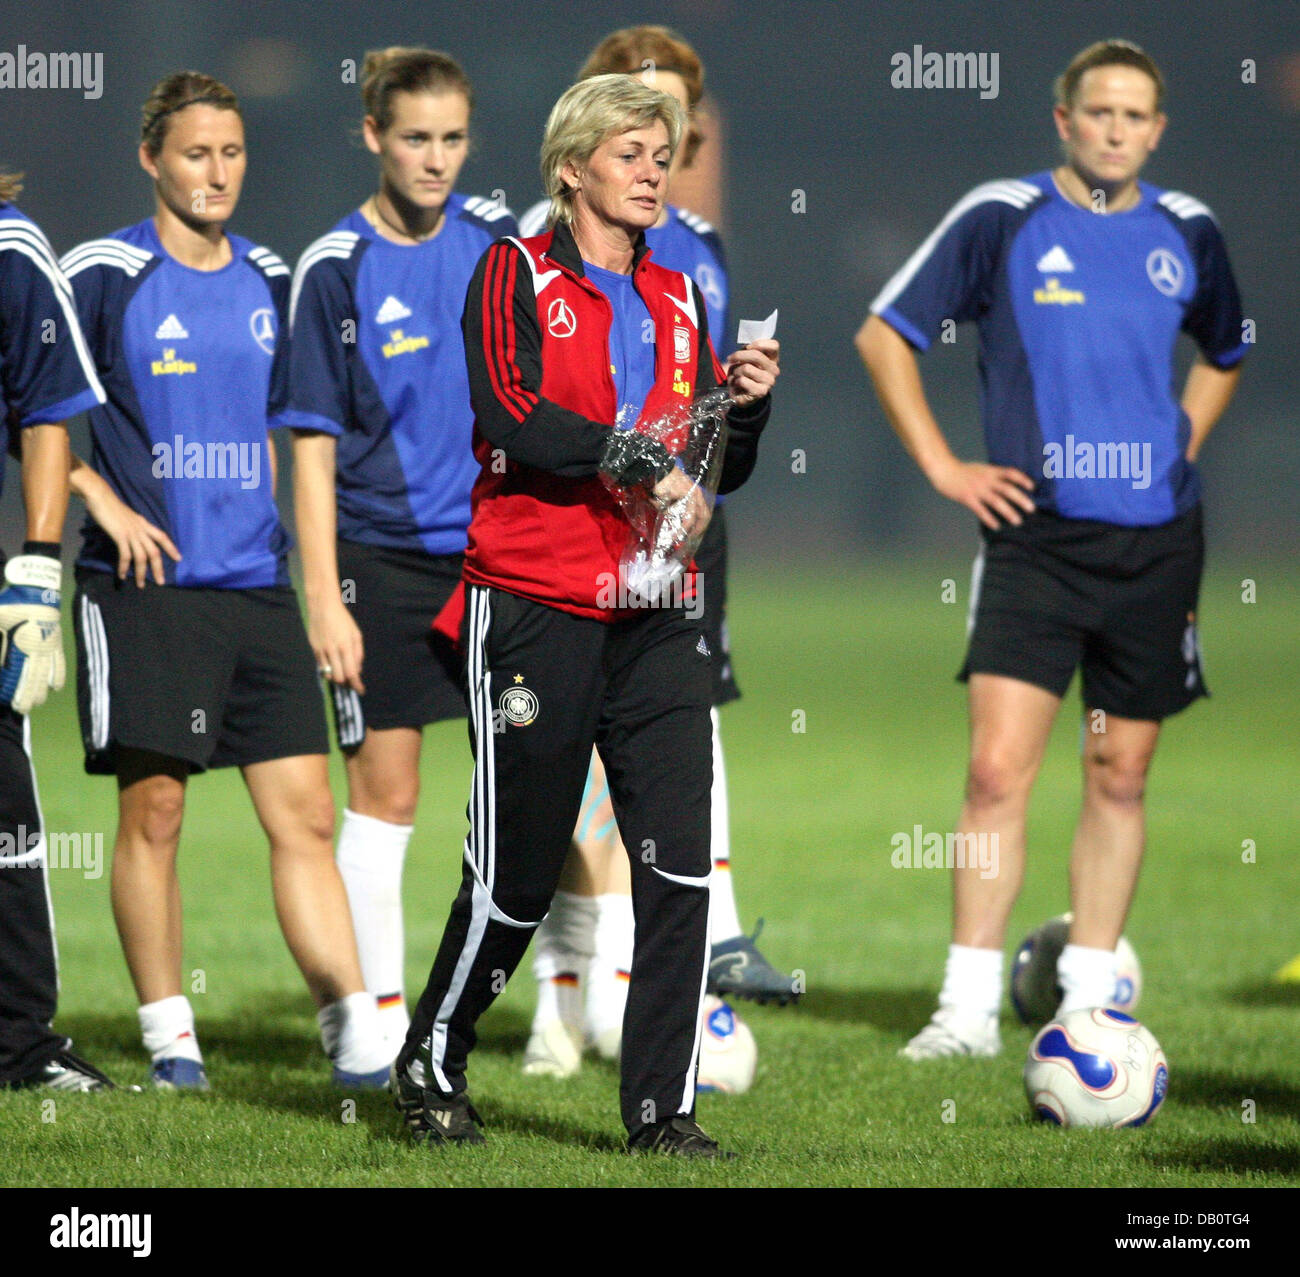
[8, 1048, 114, 1093]
[708, 919, 800, 1005]
[391, 1061, 485, 1146]
[628, 1115, 734, 1159]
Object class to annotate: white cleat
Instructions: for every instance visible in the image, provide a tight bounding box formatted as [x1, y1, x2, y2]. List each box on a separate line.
[522, 1019, 583, 1078]
[900, 1007, 1001, 1060]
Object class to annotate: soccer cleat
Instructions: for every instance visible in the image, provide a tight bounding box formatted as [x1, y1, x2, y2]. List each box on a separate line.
[150, 1056, 210, 1090]
[522, 1019, 583, 1078]
[708, 920, 800, 1005]
[900, 1007, 1001, 1061]
[627, 1115, 734, 1159]
[333, 1063, 392, 1089]
[1274, 953, 1300, 983]
[8, 1048, 114, 1092]
[391, 1061, 485, 1146]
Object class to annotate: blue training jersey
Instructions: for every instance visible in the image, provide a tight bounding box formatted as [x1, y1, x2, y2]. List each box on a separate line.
[871, 172, 1247, 526]
[62, 219, 293, 587]
[284, 194, 517, 555]
[583, 260, 655, 429]
[0, 205, 104, 506]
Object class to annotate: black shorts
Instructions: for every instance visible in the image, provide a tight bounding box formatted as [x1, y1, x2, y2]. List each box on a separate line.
[74, 571, 328, 774]
[694, 505, 740, 706]
[959, 505, 1208, 721]
[329, 540, 466, 749]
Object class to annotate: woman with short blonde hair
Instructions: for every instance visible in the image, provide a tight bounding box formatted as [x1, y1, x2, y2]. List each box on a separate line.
[395, 72, 780, 1157]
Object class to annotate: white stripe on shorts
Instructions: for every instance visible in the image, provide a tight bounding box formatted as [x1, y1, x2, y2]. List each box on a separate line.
[80, 593, 111, 751]
[332, 684, 364, 749]
[966, 544, 986, 639]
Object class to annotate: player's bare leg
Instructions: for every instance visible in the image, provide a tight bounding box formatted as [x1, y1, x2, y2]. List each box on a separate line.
[244, 752, 390, 1085]
[340, 725, 422, 1052]
[904, 674, 1061, 1059]
[1057, 711, 1160, 1013]
[112, 749, 205, 1086]
[112, 753, 189, 1003]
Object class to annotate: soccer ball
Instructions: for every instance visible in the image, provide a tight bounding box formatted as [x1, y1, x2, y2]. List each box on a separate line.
[696, 996, 756, 1094]
[1010, 913, 1142, 1025]
[1025, 1007, 1168, 1128]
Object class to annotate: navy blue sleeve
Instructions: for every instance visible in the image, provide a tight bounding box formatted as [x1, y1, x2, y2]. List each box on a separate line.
[0, 232, 102, 426]
[871, 192, 1013, 351]
[264, 270, 293, 427]
[284, 253, 356, 437]
[1180, 216, 1247, 369]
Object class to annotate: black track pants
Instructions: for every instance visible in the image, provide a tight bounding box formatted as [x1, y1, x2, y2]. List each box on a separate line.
[403, 585, 715, 1136]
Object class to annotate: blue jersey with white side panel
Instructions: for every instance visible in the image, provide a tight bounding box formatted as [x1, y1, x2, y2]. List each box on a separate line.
[63, 219, 293, 586]
[284, 193, 517, 555]
[871, 172, 1246, 526]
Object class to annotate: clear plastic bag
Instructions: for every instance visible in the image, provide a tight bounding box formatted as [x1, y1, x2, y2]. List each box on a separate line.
[603, 387, 733, 604]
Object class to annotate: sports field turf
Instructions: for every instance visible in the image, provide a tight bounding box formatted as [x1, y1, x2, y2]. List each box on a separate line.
[3, 559, 1297, 1188]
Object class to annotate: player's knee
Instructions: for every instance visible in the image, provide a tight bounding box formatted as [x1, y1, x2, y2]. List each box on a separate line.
[965, 752, 1030, 811]
[361, 782, 419, 827]
[1084, 751, 1149, 808]
[299, 786, 337, 846]
[123, 779, 186, 850]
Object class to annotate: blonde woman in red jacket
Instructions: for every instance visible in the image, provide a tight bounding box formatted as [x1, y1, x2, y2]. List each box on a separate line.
[393, 74, 778, 1157]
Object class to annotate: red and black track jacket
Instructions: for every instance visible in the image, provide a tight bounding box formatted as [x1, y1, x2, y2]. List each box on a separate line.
[451, 220, 770, 622]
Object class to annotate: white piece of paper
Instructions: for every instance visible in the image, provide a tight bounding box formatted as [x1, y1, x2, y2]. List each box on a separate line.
[736, 309, 778, 346]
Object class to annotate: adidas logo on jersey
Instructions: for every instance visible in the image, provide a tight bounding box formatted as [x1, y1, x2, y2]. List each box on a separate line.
[154, 314, 189, 340]
[697, 635, 712, 657]
[1036, 246, 1075, 273]
[375, 295, 412, 324]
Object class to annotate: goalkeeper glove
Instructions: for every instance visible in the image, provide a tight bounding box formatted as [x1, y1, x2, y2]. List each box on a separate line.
[598, 429, 673, 490]
[0, 553, 65, 715]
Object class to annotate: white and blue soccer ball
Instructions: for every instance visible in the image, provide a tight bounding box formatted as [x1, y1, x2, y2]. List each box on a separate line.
[1025, 1007, 1168, 1128]
[696, 995, 756, 1094]
[1010, 913, 1142, 1025]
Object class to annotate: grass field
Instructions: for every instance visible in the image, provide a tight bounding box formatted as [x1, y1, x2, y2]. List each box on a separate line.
[3, 559, 1298, 1188]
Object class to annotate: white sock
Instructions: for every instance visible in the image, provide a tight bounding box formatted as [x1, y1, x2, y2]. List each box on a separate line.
[585, 893, 633, 1043]
[1056, 943, 1118, 1015]
[937, 944, 1003, 1019]
[532, 891, 596, 1030]
[318, 990, 391, 1075]
[336, 807, 412, 1038]
[139, 995, 203, 1064]
[708, 708, 742, 943]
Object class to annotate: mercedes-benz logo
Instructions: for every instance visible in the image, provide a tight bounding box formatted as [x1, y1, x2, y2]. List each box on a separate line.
[547, 297, 576, 338]
[249, 307, 276, 354]
[1146, 249, 1184, 297]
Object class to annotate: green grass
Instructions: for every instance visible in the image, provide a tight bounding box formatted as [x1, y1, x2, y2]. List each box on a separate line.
[4, 560, 1298, 1186]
